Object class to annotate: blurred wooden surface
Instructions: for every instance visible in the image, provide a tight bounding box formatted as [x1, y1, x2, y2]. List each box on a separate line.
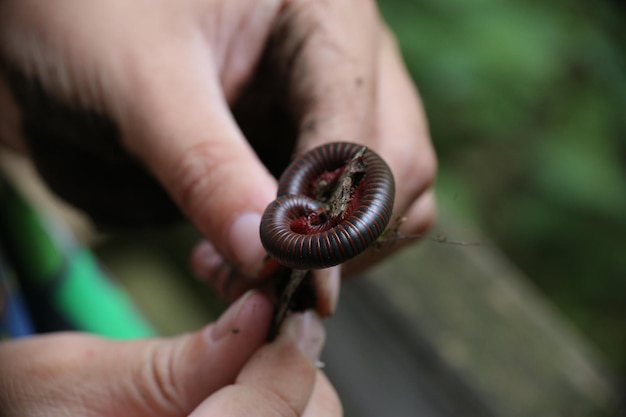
[323, 219, 618, 417]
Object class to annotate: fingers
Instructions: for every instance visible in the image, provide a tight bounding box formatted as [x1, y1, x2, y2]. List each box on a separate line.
[191, 239, 251, 301]
[192, 239, 341, 316]
[1, 0, 285, 277]
[268, 2, 436, 278]
[117, 42, 277, 278]
[111, 291, 272, 415]
[311, 267, 341, 317]
[235, 311, 324, 407]
[0, 292, 337, 417]
[271, 0, 382, 152]
[191, 14, 436, 297]
[343, 26, 437, 276]
[374, 26, 437, 216]
[113, 290, 273, 415]
[188, 311, 327, 417]
[0, 290, 273, 416]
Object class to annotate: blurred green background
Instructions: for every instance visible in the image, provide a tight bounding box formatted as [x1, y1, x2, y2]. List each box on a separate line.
[378, 0, 626, 375]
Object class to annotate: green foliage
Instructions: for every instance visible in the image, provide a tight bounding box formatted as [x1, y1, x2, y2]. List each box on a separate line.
[379, 0, 626, 373]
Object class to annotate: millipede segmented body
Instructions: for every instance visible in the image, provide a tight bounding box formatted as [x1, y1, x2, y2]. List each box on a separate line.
[260, 142, 395, 269]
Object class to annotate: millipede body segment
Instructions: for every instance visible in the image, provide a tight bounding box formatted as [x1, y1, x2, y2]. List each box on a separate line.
[260, 142, 395, 269]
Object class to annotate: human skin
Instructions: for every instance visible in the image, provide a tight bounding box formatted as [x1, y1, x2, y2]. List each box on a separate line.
[0, 291, 341, 417]
[0, 0, 436, 305]
[0, 0, 436, 414]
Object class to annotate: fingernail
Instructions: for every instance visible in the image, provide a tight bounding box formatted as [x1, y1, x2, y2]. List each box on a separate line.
[210, 290, 255, 341]
[312, 267, 341, 316]
[228, 212, 266, 277]
[283, 311, 325, 363]
[326, 267, 341, 315]
[212, 262, 236, 298]
[191, 240, 224, 281]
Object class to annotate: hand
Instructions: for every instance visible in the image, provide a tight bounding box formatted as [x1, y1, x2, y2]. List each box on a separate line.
[0, 291, 339, 416]
[0, 0, 436, 314]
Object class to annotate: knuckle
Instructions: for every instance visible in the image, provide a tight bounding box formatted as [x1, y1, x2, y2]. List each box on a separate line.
[395, 145, 437, 201]
[168, 141, 229, 224]
[404, 189, 437, 235]
[418, 146, 438, 190]
[379, 21, 401, 50]
[133, 342, 186, 415]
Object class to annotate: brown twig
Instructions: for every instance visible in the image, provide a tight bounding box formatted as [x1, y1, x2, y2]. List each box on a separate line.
[268, 269, 308, 341]
[381, 233, 481, 247]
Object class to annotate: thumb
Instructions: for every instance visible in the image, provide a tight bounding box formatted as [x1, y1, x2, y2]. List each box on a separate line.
[188, 311, 327, 417]
[0, 291, 273, 417]
[118, 50, 276, 278]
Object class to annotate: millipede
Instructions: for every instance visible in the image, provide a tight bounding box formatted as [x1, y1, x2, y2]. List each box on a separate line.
[260, 142, 395, 269]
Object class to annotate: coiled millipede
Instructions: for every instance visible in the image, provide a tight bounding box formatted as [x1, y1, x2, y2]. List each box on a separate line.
[260, 142, 395, 270]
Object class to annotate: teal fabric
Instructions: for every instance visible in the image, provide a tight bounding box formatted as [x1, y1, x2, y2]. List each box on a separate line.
[0, 173, 156, 339]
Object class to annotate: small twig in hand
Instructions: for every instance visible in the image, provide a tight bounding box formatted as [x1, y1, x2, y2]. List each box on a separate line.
[374, 215, 480, 247]
[379, 233, 481, 247]
[325, 146, 367, 220]
[268, 269, 309, 341]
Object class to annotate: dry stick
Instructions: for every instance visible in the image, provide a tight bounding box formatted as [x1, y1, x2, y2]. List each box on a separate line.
[268, 147, 368, 340]
[377, 215, 481, 247]
[380, 233, 481, 247]
[268, 269, 308, 341]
